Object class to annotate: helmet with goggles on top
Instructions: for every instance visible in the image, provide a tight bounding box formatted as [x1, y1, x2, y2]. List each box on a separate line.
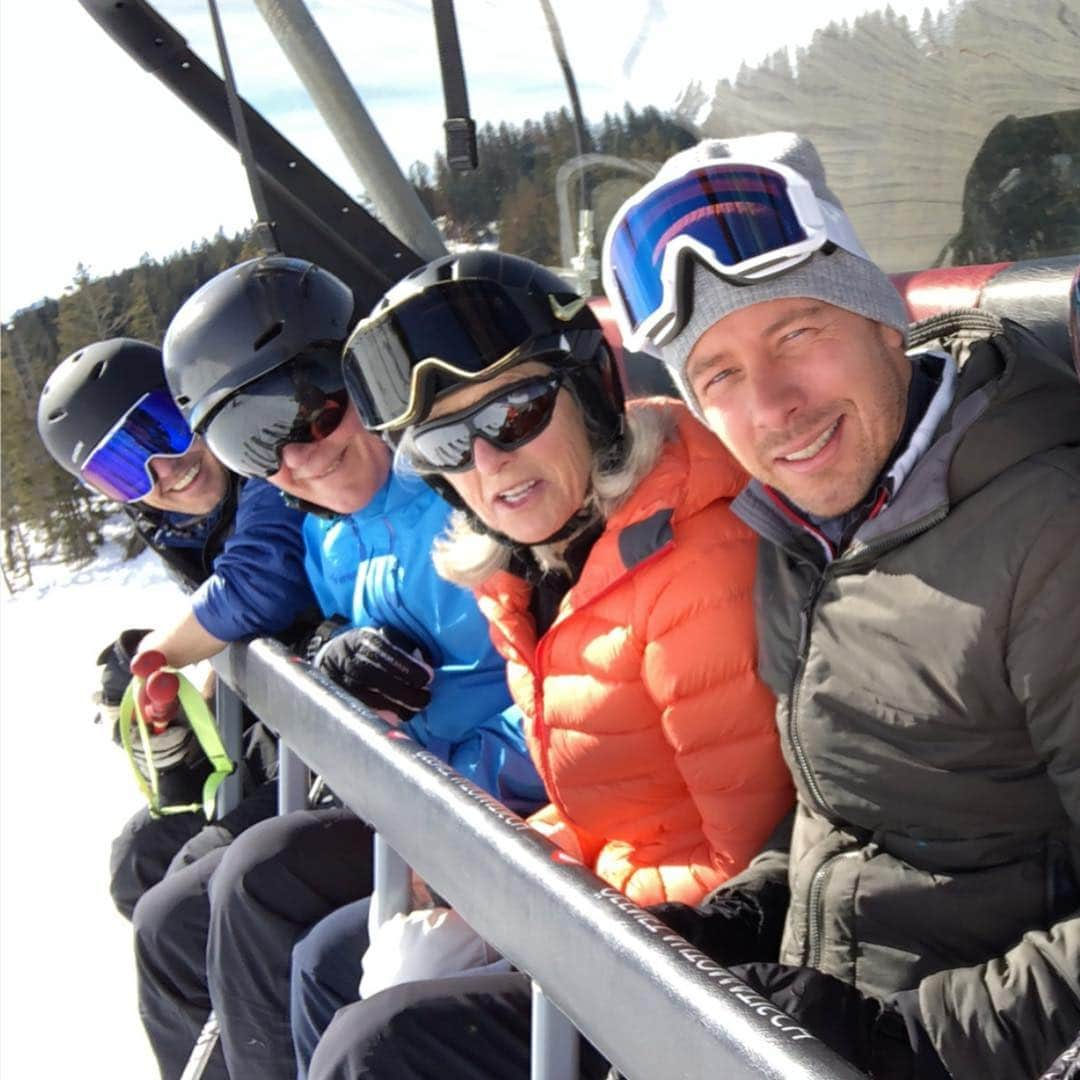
[162, 255, 354, 483]
[342, 251, 625, 476]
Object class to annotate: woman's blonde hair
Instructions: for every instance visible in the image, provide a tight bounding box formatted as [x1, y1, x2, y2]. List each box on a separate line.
[419, 401, 674, 588]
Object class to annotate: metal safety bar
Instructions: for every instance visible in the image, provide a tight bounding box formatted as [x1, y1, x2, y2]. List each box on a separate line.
[213, 678, 244, 817]
[212, 639, 867, 1080]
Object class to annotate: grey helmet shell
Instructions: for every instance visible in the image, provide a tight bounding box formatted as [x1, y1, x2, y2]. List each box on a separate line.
[163, 255, 354, 432]
[37, 338, 167, 477]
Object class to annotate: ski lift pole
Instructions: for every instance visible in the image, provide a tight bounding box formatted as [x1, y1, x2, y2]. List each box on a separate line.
[253, 0, 447, 262]
[367, 833, 412, 940]
[532, 982, 580, 1080]
[214, 678, 244, 816]
[278, 743, 309, 814]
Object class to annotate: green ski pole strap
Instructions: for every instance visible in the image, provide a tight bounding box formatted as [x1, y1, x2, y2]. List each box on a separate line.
[176, 677, 235, 819]
[118, 672, 235, 820]
[118, 680, 160, 813]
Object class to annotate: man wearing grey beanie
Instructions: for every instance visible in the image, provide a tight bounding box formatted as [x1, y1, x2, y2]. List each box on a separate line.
[605, 132, 1080, 1078]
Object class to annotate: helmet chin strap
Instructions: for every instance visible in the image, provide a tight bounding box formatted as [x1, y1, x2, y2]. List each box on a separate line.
[280, 491, 340, 519]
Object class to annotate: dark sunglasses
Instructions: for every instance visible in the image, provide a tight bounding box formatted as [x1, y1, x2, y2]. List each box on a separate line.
[406, 374, 564, 473]
[203, 347, 348, 478]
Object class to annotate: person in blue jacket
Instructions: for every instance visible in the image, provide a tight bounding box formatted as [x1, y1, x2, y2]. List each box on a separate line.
[37, 338, 319, 921]
[128, 255, 544, 1080]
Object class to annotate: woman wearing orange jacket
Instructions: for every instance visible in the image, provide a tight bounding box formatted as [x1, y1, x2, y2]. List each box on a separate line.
[304, 252, 793, 1079]
[472, 378, 789, 907]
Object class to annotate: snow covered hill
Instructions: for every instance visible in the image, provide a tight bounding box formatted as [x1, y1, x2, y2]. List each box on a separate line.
[1, 538, 192, 1077]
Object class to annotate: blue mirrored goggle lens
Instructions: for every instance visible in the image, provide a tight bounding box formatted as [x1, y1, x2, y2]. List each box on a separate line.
[608, 165, 808, 332]
[409, 375, 562, 472]
[81, 389, 195, 502]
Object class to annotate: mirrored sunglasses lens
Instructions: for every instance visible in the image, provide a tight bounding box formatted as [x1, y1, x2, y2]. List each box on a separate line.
[412, 423, 474, 469]
[297, 390, 348, 443]
[473, 383, 558, 446]
[410, 378, 560, 471]
[204, 352, 345, 477]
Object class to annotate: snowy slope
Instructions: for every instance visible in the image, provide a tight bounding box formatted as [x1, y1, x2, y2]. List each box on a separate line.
[1, 538, 193, 1077]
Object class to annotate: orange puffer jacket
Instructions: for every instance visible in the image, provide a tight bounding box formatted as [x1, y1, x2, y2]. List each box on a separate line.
[476, 399, 793, 907]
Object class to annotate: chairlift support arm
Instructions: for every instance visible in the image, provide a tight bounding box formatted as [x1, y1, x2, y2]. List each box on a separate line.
[76, 0, 424, 310]
[252, 0, 447, 262]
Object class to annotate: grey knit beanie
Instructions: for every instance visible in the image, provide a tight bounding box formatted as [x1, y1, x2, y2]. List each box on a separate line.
[654, 133, 910, 416]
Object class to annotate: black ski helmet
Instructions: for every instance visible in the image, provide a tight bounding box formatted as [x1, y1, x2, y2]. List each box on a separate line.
[163, 254, 354, 434]
[37, 338, 168, 479]
[344, 250, 625, 454]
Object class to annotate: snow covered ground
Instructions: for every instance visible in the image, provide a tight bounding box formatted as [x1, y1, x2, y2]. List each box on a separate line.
[1, 535, 193, 1077]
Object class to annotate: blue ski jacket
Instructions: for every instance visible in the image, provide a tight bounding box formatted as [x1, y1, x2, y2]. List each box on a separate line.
[152, 477, 316, 642]
[303, 471, 544, 812]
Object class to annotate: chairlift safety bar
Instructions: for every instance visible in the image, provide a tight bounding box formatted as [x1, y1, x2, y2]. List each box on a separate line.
[212, 638, 867, 1080]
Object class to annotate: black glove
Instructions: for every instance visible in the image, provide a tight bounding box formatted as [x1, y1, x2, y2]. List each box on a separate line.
[95, 628, 153, 721]
[650, 877, 790, 966]
[296, 614, 350, 663]
[728, 963, 949, 1080]
[317, 625, 435, 721]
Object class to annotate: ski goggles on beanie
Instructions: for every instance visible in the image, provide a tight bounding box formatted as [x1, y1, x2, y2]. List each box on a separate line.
[80, 389, 196, 502]
[343, 278, 592, 432]
[201, 345, 348, 478]
[602, 159, 869, 351]
[403, 371, 566, 473]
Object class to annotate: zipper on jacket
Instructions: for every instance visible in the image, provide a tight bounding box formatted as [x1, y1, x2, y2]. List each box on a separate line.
[788, 571, 832, 817]
[805, 848, 862, 968]
[788, 504, 949, 813]
[841, 504, 949, 569]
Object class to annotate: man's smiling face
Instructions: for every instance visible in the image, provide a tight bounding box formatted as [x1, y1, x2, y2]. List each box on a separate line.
[270, 402, 390, 514]
[686, 298, 911, 517]
[141, 437, 228, 515]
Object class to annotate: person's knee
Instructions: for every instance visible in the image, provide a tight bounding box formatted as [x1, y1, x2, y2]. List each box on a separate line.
[209, 808, 371, 922]
[310, 974, 534, 1080]
[109, 817, 147, 919]
[132, 848, 222, 968]
[110, 807, 200, 918]
[206, 813, 287, 911]
[132, 875, 193, 963]
[292, 898, 371, 988]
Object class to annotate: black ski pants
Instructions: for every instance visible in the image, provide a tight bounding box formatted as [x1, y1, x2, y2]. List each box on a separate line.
[110, 806, 205, 920]
[133, 806, 374, 1080]
[308, 971, 611, 1080]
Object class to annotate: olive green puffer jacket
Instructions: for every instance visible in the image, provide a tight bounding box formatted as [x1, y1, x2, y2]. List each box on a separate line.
[730, 312, 1080, 1078]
